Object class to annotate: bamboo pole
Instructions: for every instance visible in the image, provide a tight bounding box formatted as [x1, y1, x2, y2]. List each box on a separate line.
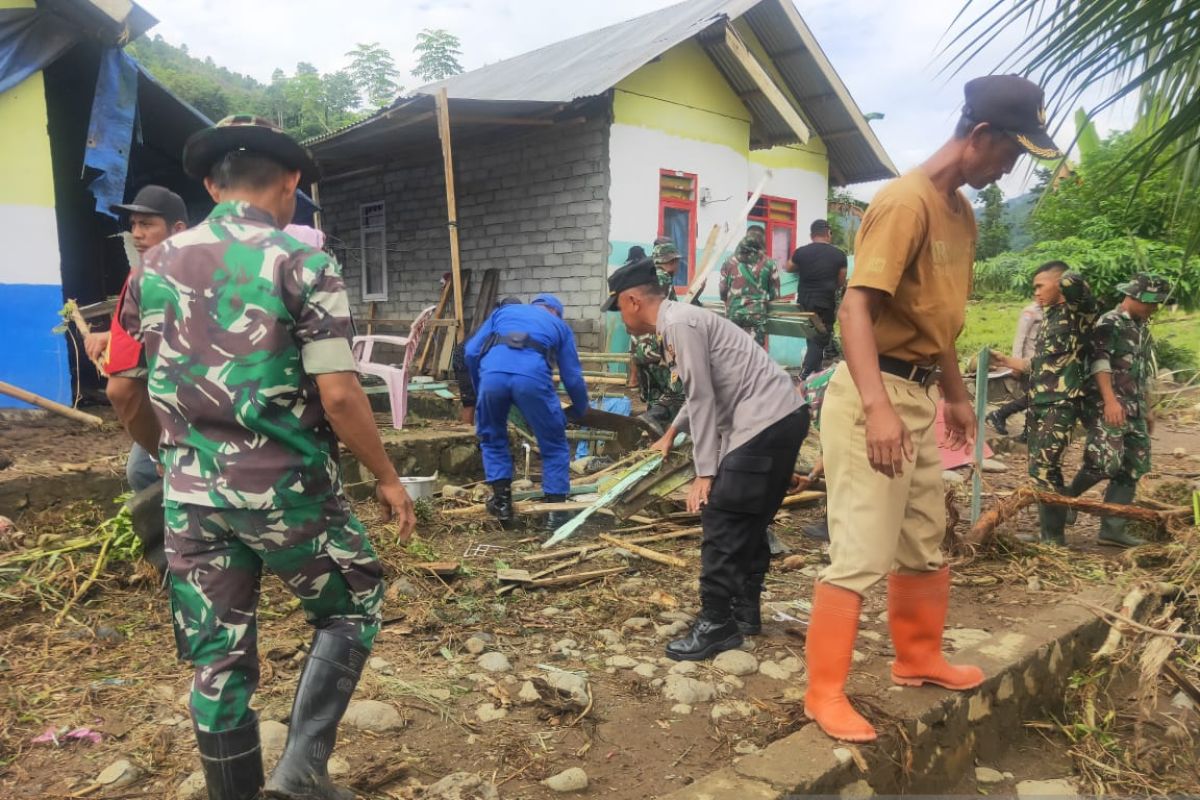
[598, 533, 687, 568]
[65, 299, 104, 371]
[0, 380, 103, 427]
[435, 88, 466, 344]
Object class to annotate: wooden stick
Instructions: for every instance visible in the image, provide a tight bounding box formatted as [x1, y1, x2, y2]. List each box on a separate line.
[598, 533, 687, 568]
[441, 500, 612, 518]
[968, 487, 1183, 546]
[435, 88, 466, 344]
[528, 566, 628, 588]
[66, 299, 104, 371]
[683, 171, 771, 304]
[1072, 597, 1200, 642]
[521, 526, 703, 563]
[1163, 660, 1200, 708]
[0, 380, 103, 427]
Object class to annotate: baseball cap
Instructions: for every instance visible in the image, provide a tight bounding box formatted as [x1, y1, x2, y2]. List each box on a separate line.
[1117, 273, 1171, 304]
[652, 242, 681, 264]
[112, 185, 188, 225]
[184, 115, 319, 184]
[601, 258, 657, 312]
[531, 293, 565, 317]
[962, 75, 1062, 159]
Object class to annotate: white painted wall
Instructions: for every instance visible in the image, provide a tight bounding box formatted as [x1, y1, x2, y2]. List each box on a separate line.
[608, 123, 829, 300]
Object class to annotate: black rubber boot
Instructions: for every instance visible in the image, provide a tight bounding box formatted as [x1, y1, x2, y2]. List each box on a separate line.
[1097, 482, 1145, 548]
[543, 494, 574, 532]
[194, 716, 264, 800]
[665, 610, 744, 661]
[485, 479, 516, 530]
[264, 632, 368, 800]
[1037, 503, 1067, 546]
[732, 575, 764, 636]
[1064, 472, 1101, 526]
[986, 410, 1009, 436]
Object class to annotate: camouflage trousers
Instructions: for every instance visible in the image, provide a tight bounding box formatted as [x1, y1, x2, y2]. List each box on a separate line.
[631, 333, 684, 411]
[1081, 414, 1151, 483]
[165, 494, 383, 733]
[735, 322, 768, 347]
[1027, 400, 1080, 491]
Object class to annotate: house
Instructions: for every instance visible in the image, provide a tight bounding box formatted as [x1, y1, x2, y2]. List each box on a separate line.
[1, 0, 224, 408]
[309, 0, 894, 359]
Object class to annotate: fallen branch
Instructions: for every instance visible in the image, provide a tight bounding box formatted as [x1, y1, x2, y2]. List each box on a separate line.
[597, 534, 687, 568]
[520, 526, 703, 564]
[968, 486, 1187, 546]
[0, 380, 104, 428]
[1072, 596, 1200, 642]
[54, 531, 114, 626]
[528, 566, 628, 588]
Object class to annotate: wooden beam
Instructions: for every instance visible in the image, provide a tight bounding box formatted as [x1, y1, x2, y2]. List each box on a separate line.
[451, 114, 556, 127]
[721, 24, 809, 143]
[434, 89, 466, 344]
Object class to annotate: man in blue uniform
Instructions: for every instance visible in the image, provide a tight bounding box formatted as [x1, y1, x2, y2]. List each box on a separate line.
[466, 294, 589, 530]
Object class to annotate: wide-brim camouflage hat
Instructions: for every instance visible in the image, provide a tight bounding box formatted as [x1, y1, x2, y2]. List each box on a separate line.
[1117, 272, 1171, 304]
[652, 242, 681, 264]
[183, 115, 319, 184]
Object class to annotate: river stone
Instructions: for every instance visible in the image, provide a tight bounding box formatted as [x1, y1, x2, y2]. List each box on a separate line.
[475, 703, 508, 723]
[477, 652, 512, 673]
[517, 681, 541, 704]
[663, 674, 716, 705]
[260, 719, 289, 766]
[713, 649, 758, 676]
[671, 703, 693, 715]
[622, 616, 652, 631]
[975, 767, 1005, 785]
[464, 637, 487, 655]
[759, 661, 793, 680]
[668, 660, 699, 676]
[424, 771, 500, 800]
[605, 655, 638, 669]
[343, 699, 404, 732]
[96, 759, 140, 789]
[546, 671, 590, 705]
[594, 629, 621, 645]
[942, 470, 966, 484]
[982, 458, 1009, 473]
[542, 767, 589, 793]
[710, 700, 755, 721]
[176, 770, 206, 800]
[632, 663, 657, 679]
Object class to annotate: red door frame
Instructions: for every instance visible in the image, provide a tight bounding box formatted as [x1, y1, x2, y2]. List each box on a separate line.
[658, 169, 698, 285]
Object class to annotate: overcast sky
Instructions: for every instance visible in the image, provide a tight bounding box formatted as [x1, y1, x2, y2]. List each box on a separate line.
[137, 0, 1133, 202]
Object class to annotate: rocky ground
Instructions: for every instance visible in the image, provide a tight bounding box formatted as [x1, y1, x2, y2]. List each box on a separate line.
[1, 402, 1198, 798]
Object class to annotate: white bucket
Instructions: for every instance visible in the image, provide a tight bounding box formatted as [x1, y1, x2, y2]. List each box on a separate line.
[399, 475, 437, 501]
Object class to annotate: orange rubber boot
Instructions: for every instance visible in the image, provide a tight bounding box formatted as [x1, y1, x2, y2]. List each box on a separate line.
[888, 566, 984, 690]
[803, 582, 877, 742]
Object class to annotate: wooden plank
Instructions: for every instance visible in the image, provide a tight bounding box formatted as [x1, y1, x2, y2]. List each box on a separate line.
[542, 453, 664, 548]
[720, 24, 810, 143]
[683, 171, 772, 303]
[0, 380, 103, 427]
[418, 279, 453, 373]
[528, 566, 628, 589]
[417, 561, 460, 578]
[435, 88, 466, 344]
[597, 534, 687, 568]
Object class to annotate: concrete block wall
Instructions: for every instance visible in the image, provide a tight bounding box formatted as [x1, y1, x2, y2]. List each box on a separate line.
[319, 112, 611, 350]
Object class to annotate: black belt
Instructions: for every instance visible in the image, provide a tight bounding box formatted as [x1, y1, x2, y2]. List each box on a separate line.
[879, 355, 938, 385]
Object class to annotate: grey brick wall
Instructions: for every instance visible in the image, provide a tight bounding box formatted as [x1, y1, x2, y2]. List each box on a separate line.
[319, 112, 611, 350]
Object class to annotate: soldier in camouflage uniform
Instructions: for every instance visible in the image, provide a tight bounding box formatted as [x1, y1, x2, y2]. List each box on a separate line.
[630, 243, 685, 432]
[719, 226, 779, 346]
[115, 116, 415, 800]
[991, 262, 1096, 544]
[1065, 273, 1171, 547]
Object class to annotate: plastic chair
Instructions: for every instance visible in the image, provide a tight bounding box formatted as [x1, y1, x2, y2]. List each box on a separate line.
[352, 304, 437, 429]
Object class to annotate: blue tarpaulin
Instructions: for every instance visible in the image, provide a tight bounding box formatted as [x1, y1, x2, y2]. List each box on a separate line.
[85, 48, 139, 219]
[0, 8, 78, 95]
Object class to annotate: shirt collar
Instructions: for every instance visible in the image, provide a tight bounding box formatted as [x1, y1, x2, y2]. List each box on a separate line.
[207, 201, 278, 227]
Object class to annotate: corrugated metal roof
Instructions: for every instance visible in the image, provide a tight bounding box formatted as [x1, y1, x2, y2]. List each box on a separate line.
[313, 0, 895, 184]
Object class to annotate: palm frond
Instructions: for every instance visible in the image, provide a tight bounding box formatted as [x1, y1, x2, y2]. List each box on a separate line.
[944, 0, 1200, 254]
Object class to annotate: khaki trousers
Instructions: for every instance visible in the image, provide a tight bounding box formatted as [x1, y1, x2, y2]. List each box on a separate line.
[820, 363, 946, 595]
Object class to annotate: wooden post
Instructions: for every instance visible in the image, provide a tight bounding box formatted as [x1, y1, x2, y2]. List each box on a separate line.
[309, 181, 323, 232]
[683, 171, 772, 304]
[0, 380, 103, 427]
[435, 89, 466, 344]
[971, 348, 989, 524]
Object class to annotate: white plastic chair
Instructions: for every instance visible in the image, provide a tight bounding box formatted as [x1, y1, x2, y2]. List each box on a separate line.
[352, 304, 437, 429]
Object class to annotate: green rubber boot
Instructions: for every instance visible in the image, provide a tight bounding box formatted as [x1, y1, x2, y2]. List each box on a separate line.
[1064, 472, 1101, 526]
[1097, 482, 1145, 548]
[1037, 503, 1067, 546]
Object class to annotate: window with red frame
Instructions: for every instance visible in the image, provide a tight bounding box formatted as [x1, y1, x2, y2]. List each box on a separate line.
[658, 170, 697, 287]
[747, 194, 797, 266]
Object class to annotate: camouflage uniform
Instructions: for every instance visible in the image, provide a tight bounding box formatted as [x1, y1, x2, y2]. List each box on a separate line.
[1025, 271, 1096, 493]
[719, 237, 779, 346]
[631, 243, 684, 416]
[122, 201, 383, 734]
[1078, 276, 1168, 484]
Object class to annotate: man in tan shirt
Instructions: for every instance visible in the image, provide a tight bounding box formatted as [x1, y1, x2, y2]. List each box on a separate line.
[806, 75, 1062, 743]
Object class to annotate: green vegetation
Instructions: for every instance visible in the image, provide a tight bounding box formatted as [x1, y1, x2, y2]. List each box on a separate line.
[975, 184, 1010, 260]
[127, 28, 466, 141]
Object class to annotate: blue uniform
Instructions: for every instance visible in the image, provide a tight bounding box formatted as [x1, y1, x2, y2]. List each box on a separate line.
[465, 296, 589, 496]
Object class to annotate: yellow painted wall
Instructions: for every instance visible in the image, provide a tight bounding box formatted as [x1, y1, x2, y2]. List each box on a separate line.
[0, 0, 56, 208]
[613, 39, 751, 153]
[750, 144, 828, 179]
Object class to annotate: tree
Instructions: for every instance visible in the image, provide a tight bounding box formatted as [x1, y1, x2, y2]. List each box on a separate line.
[975, 184, 1011, 260]
[322, 70, 360, 128]
[412, 28, 463, 83]
[945, 0, 1200, 254]
[346, 42, 401, 108]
